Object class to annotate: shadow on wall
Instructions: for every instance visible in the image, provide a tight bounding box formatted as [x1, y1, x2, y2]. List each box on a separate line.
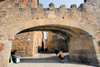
[98, 40, 100, 52]
[0, 0, 5, 1]
[47, 39, 69, 53]
[38, 40, 44, 52]
[98, 40, 100, 47]
[57, 39, 69, 52]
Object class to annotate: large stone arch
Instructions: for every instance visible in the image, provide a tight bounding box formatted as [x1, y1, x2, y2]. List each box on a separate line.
[0, 0, 100, 67]
[7, 18, 99, 66]
[9, 19, 95, 40]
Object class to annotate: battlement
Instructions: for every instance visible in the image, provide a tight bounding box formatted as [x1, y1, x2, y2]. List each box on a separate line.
[0, 2, 88, 20]
[0, 0, 99, 20]
[1, 0, 99, 8]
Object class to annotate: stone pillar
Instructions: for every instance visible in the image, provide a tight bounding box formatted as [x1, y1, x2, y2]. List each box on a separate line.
[89, 38, 100, 66]
[0, 40, 12, 67]
[49, 3, 55, 11]
[70, 4, 77, 9]
[68, 36, 100, 66]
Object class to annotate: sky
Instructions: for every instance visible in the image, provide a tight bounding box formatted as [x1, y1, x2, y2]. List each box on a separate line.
[43, 31, 47, 39]
[41, 0, 84, 39]
[39, 0, 84, 8]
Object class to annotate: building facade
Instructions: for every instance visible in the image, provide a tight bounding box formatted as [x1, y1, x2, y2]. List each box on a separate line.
[4, 0, 39, 8]
[12, 31, 43, 57]
[47, 32, 68, 52]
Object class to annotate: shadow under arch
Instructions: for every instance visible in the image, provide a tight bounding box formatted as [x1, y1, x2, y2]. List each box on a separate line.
[10, 24, 99, 66]
[8, 19, 95, 40]
[17, 25, 92, 38]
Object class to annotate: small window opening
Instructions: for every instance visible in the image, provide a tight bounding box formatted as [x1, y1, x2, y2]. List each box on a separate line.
[62, 17, 65, 19]
[27, 0, 32, 2]
[37, 18, 39, 19]
[9, 0, 15, 2]
[18, 0, 24, 2]
[53, 35, 57, 42]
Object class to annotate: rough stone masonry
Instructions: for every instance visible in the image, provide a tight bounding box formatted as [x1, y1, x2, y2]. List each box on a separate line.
[0, 0, 100, 67]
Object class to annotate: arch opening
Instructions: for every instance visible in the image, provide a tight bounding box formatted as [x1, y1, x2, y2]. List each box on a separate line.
[10, 25, 97, 66]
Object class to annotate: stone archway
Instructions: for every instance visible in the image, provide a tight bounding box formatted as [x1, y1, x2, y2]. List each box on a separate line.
[9, 19, 95, 39]
[0, 16, 99, 67]
[0, 19, 99, 67]
[7, 19, 99, 66]
[0, 0, 100, 67]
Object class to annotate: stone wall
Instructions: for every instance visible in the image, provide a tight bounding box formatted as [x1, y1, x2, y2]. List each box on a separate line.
[69, 35, 92, 63]
[0, 0, 100, 66]
[11, 31, 43, 57]
[0, 1, 100, 42]
[12, 32, 33, 57]
[32, 31, 43, 55]
[47, 32, 68, 52]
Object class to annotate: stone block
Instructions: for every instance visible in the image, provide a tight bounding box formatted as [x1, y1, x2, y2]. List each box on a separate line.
[0, 57, 2, 62]
[37, 4, 43, 8]
[49, 3, 55, 11]
[84, 0, 91, 3]
[0, 62, 2, 67]
[70, 4, 77, 9]
[0, 51, 5, 56]
[60, 5, 66, 9]
[48, 11, 56, 18]
[69, 54, 79, 61]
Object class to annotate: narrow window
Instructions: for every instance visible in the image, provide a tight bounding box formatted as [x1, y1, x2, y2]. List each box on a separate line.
[53, 35, 57, 42]
[27, 0, 32, 2]
[62, 17, 65, 19]
[18, 0, 24, 2]
[9, 0, 15, 2]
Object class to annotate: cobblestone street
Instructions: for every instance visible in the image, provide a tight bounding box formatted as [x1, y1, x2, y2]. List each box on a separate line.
[8, 53, 96, 67]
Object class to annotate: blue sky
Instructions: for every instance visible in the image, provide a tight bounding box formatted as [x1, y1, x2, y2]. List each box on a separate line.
[41, 0, 84, 39]
[43, 31, 47, 39]
[39, 0, 84, 8]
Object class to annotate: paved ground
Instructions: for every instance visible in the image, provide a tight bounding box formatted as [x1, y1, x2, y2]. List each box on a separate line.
[8, 53, 96, 67]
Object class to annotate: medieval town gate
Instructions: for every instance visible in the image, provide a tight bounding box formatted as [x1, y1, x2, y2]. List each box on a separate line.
[0, 0, 100, 67]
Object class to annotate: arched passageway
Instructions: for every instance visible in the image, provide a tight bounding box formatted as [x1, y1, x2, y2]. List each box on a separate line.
[9, 24, 98, 65]
[0, 18, 99, 67]
[0, 0, 100, 67]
